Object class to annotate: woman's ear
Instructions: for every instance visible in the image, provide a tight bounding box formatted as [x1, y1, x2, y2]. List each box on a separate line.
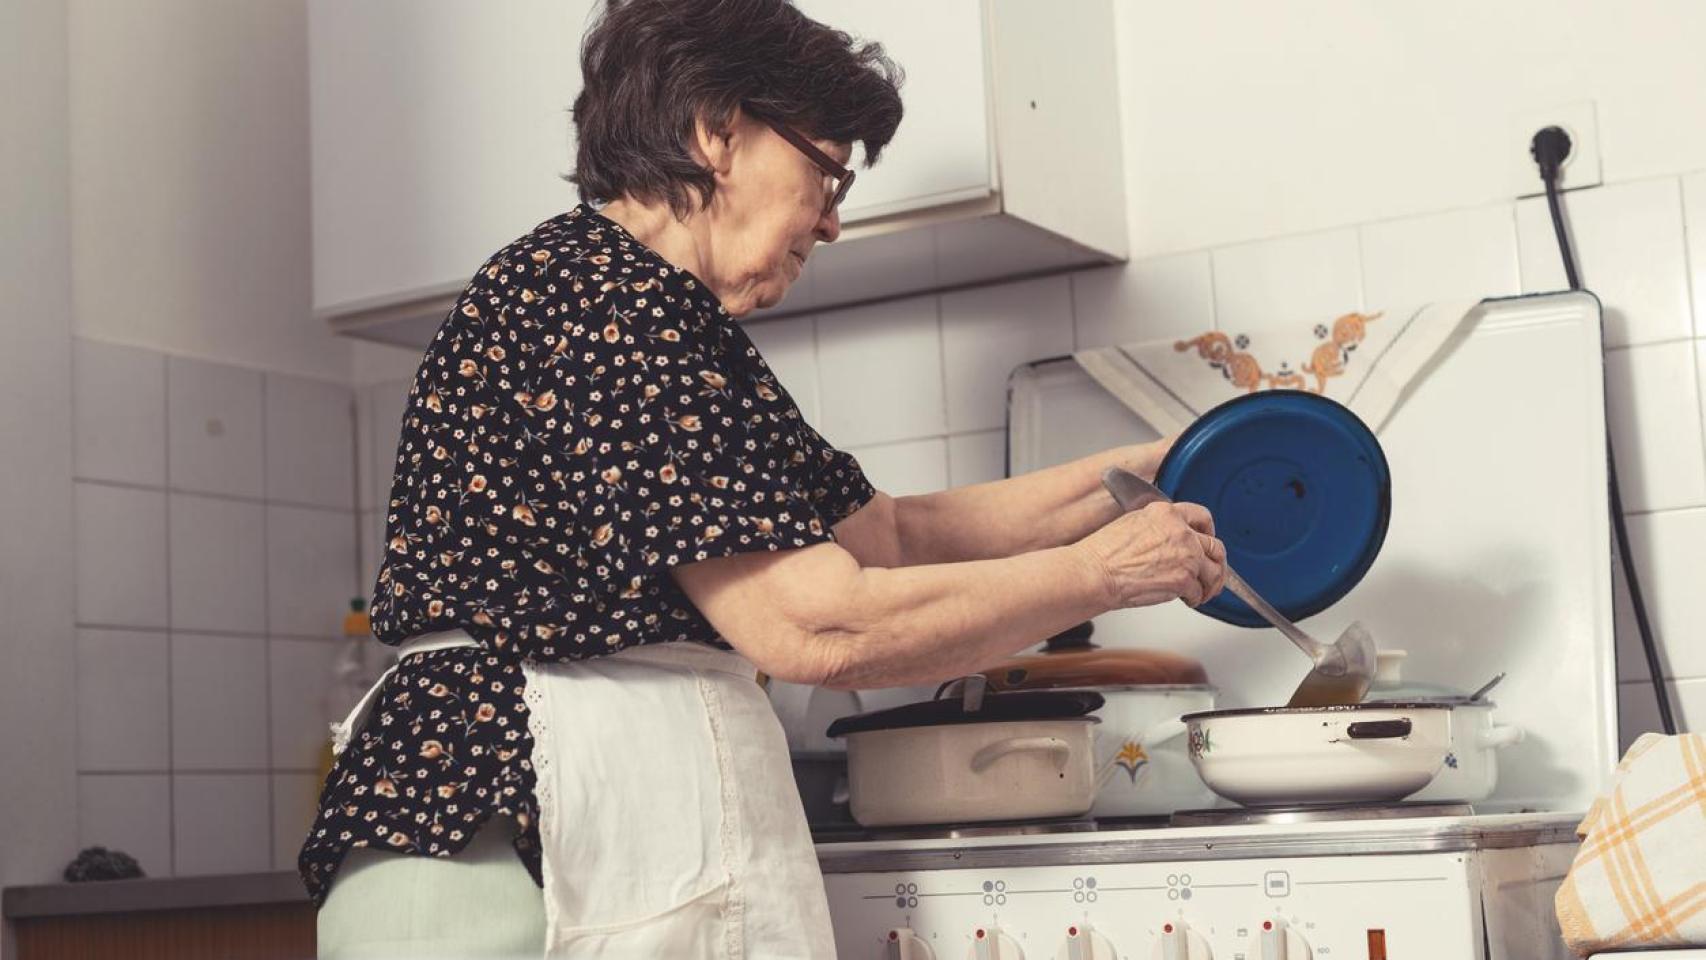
[692, 110, 739, 177]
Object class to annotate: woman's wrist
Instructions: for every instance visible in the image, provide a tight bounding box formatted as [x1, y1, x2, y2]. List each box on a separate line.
[1116, 435, 1175, 482]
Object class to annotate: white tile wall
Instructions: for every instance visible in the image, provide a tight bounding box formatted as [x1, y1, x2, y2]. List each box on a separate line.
[168, 356, 265, 497]
[265, 373, 355, 509]
[1072, 252, 1216, 348]
[816, 296, 945, 447]
[170, 634, 268, 770]
[79, 774, 173, 877]
[1517, 178, 1693, 347]
[74, 339, 166, 486]
[940, 276, 1074, 433]
[1359, 204, 1522, 318]
[1211, 229, 1363, 334]
[169, 494, 267, 634]
[75, 483, 168, 628]
[74, 343, 362, 876]
[1604, 344, 1706, 513]
[359, 508, 385, 597]
[272, 772, 322, 871]
[172, 773, 271, 876]
[742, 314, 820, 423]
[76, 629, 170, 771]
[1685, 173, 1706, 324]
[270, 638, 341, 771]
[848, 438, 949, 498]
[1618, 678, 1706, 753]
[363, 380, 412, 511]
[1615, 509, 1706, 683]
[947, 430, 1007, 488]
[266, 505, 359, 637]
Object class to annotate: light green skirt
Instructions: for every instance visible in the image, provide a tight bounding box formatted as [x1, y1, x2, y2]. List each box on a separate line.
[316, 817, 546, 959]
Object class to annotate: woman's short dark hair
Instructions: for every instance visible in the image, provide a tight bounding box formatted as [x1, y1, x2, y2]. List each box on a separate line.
[570, 0, 904, 217]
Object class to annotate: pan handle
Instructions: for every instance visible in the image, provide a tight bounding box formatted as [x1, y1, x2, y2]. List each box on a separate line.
[1345, 719, 1412, 740]
[970, 736, 1072, 774]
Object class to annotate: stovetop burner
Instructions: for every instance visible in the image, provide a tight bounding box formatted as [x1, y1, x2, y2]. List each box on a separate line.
[1168, 800, 1475, 828]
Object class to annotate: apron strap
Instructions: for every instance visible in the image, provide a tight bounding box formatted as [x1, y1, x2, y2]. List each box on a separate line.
[329, 630, 482, 756]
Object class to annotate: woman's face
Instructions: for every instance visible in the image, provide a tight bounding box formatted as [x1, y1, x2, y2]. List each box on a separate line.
[702, 112, 848, 317]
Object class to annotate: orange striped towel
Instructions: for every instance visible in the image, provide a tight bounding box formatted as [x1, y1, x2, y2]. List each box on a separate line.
[1556, 733, 1706, 955]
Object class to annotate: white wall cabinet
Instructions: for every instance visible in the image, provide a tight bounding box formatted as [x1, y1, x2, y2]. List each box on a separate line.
[312, 0, 1127, 346]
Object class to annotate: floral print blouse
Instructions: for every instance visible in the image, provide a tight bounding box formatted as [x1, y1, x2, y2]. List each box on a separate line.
[298, 205, 875, 905]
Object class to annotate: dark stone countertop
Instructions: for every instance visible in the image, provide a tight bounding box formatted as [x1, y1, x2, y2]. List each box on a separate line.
[3, 871, 308, 919]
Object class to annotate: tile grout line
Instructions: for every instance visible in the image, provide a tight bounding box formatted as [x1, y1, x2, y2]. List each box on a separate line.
[261, 375, 275, 872]
[1205, 251, 1220, 333]
[77, 622, 339, 643]
[1677, 177, 1706, 500]
[73, 475, 357, 515]
[164, 354, 176, 877]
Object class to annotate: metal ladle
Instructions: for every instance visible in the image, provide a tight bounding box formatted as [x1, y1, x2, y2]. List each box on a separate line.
[1101, 467, 1377, 707]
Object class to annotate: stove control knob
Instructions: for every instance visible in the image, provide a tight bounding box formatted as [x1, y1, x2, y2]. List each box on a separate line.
[1055, 923, 1118, 960]
[1151, 918, 1213, 960]
[1249, 918, 1312, 959]
[967, 925, 1024, 960]
[886, 927, 935, 960]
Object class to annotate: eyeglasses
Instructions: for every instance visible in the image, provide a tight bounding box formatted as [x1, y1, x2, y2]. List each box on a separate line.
[748, 109, 855, 216]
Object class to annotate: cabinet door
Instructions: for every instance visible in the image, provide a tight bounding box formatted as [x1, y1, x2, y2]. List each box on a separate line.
[793, 0, 993, 223]
[309, 0, 592, 312]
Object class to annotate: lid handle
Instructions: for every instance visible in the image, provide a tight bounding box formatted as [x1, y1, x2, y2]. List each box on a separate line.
[1043, 621, 1096, 652]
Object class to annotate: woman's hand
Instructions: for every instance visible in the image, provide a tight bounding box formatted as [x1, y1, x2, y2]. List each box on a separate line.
[1076, 500, 1227, 609]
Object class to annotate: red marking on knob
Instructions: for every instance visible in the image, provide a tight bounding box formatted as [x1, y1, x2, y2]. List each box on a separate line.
[1069, 926, 1079, 936]
[889, 930, 899, 941]
[976, 929, 987, 939]
[1164, 923, 1174, 933]
[1264, 921, 1274, 931]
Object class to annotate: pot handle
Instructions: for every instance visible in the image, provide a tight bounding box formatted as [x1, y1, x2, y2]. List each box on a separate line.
[970, 736, 1072, 774]
[1478, 724, 1524, 749]
[1345, 718, 1412, 740]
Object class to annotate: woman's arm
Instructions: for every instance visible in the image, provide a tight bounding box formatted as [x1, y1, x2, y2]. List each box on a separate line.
[671, 497, 1224, 690]
[854, 439, 1172, 569]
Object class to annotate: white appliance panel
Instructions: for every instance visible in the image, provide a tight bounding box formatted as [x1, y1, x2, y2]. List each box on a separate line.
[1007, 294, 1616, 814]
[826, 845, 1575, 959]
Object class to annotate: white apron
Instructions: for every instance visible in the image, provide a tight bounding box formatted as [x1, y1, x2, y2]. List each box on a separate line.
[331, 632, 838, 959]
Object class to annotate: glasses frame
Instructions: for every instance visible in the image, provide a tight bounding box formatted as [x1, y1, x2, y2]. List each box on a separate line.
[747, 109, 855, 216]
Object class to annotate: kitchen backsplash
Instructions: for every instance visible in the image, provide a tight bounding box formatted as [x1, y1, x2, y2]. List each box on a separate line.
[72, 341, 361, 877]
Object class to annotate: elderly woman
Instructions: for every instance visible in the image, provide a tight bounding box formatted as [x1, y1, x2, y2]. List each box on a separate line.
[301, 0, 1227, 956]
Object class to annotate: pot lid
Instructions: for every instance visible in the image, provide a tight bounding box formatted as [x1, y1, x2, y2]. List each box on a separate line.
[1156, 390, 1391, 629]
[980, 623, 1209, 691]
[825, 687, 1104, 738]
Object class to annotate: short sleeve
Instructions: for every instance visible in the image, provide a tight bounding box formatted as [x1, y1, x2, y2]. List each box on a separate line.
[375, 207, 877, 659]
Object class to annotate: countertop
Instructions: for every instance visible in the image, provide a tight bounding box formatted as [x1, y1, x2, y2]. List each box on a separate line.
[2, 871, 308, 919]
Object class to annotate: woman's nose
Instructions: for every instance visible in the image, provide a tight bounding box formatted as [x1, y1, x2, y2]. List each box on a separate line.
[814, 206, 841, 244]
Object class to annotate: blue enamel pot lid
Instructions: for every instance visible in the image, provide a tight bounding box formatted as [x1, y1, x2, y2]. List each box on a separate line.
[1154, 390, 1391, 628]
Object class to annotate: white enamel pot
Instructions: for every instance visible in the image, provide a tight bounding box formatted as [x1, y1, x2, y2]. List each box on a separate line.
[1084, 686, 1219, 817]
[1181, 703, 1453, 807]
[1385, 700, 1523, 802]
[827, 684, 1106, 827]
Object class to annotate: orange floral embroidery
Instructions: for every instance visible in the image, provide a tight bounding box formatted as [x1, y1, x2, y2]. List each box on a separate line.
[1175, 311, 1382, 393]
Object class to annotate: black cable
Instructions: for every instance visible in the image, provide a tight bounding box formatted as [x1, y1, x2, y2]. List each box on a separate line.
[1531, 126, 1677, 735]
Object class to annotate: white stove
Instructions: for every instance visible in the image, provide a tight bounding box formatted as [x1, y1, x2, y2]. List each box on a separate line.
[808, 294, 1657, 959]
[816, 812, 1578, 959]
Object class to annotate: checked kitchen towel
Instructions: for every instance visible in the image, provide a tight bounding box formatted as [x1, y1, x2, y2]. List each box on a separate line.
[1556, 732, 1706, 954]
